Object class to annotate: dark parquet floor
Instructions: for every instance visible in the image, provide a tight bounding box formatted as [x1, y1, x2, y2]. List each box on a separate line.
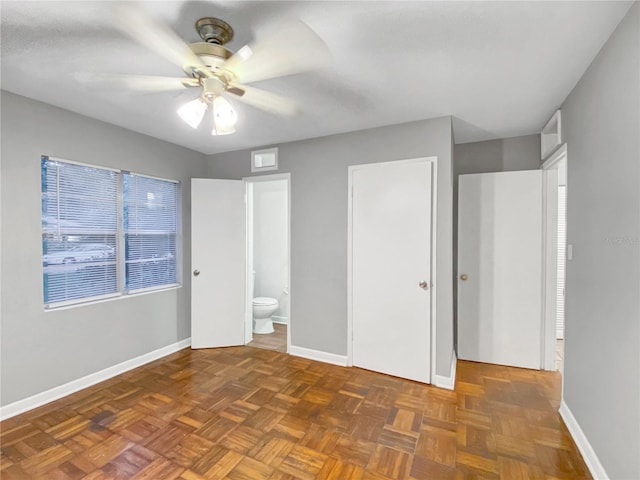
[0, 346, 591, 479]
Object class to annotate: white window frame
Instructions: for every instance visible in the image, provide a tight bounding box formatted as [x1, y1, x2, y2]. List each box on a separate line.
[41, 156, 182, 310]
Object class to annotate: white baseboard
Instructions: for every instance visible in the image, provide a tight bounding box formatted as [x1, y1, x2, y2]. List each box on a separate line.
[272, 316, 288, 325]
[0, 338, 191, 421]
[559, 400, 609, 479]
[433, 352, 457, 390]
[289, 345, 348, 367]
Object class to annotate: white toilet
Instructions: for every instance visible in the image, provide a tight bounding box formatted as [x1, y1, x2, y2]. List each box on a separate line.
[251, 270, 279, 334]
[252, 297, 279, 334]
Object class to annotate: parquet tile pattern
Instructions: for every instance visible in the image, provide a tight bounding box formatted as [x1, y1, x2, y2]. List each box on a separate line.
[247, 324, 287, 353]
[0, 347, 591, 479]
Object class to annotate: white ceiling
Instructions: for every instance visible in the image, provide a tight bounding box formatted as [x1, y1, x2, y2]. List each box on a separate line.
[1, 1, 632, 155]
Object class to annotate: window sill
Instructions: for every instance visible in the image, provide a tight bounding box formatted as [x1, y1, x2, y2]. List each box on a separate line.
[44, 284, 183, 312]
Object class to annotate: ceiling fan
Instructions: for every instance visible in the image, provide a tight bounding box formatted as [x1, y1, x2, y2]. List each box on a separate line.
[89, 4, 330, 135]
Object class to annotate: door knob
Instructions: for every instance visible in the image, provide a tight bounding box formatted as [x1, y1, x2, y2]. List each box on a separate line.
[460, 274, 468, 281]
[193, 269, 200, 277]
[419, 280, 429, 289]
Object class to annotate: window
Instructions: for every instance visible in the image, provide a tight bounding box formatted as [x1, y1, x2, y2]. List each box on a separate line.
[41, 156, 180, 308]
[41, 159, 119, 305]
[123, 173, 178, 291]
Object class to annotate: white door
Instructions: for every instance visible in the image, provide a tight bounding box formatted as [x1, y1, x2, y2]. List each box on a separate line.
[351, 158, 434, 383]
[457, 171, 543, 369]
[191, 178, 246, 349]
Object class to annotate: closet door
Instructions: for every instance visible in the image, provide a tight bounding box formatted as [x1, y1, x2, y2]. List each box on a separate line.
[350, 158, 435, 383]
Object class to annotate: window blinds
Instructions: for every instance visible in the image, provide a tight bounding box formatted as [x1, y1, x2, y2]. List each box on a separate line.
[41, 157, 119, 305]
[556, 185, 567, 340]
[123, 173, 178, 291]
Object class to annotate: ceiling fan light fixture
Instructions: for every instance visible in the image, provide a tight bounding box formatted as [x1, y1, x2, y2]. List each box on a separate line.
[211, 123, 236, 136]
[211, 96, 238, 135]
[177, 98, 207, 129]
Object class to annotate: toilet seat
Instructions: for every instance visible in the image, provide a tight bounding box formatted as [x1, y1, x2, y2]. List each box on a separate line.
[253, 296, 278, 306]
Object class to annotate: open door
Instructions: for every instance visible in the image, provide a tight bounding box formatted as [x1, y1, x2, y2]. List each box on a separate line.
[457, 170, 543, 369]
[191, 178, 246, 349]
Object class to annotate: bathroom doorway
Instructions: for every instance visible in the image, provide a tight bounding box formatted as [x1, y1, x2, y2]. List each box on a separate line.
[244, 174, 290, 353]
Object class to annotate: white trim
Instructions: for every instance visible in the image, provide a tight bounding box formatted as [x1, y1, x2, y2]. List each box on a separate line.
[541, 142, 567, 170]
[125, 283, 182, 295]
[347, 156, 438, 382]
[347, 166, 354, 367]
[429, 159, 438, 384]
[433, 352, 457, 390]
[123, 170, 180, 184]
[541, 110, 562, 161]
[46, 157, 180, 184]
[244, 181, 255, 345]
[272, 315, 288, 324]
[0, 338, 191, 421]
[541, 144, 568, 371]
[45, 155, 120, 173]
[289, 345, 348, 367]
[559, 400, 610, 480]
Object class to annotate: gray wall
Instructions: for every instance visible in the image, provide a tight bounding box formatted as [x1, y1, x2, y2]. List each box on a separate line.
[0, 91, 207, 407]
[455, 135, 541, 177]
[207, 117, 455, 377]
[559, 3, 639, 478]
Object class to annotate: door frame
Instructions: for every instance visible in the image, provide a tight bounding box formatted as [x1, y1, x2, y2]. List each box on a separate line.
[346, 156, 438, 382]
[541, 144, 568, 371]
[243, 173, 292, 353]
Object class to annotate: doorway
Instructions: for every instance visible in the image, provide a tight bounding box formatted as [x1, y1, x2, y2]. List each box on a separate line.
[542, 145, 568, 373]
[348, 157, 437, 383]
[245, 174, 291, 354]
[190, 175, 290, 353]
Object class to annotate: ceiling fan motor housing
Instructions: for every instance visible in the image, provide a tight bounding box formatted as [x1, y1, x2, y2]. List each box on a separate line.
[183, 18, 235, 79]
[195, 17, 234, 45]
[183, 43, 234, 78]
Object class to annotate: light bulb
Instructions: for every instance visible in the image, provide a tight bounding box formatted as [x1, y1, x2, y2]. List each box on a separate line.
[177, 98, 207, 129]
[211, 96, 238, 135]
[212, 123, 236, 136]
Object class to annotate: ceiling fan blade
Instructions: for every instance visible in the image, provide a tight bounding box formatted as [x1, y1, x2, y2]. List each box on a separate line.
[227, 83, 299, 117]
[222, 19, 330, 84]
[112, 4, 206, 74]
[75, 73, 200, 92]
